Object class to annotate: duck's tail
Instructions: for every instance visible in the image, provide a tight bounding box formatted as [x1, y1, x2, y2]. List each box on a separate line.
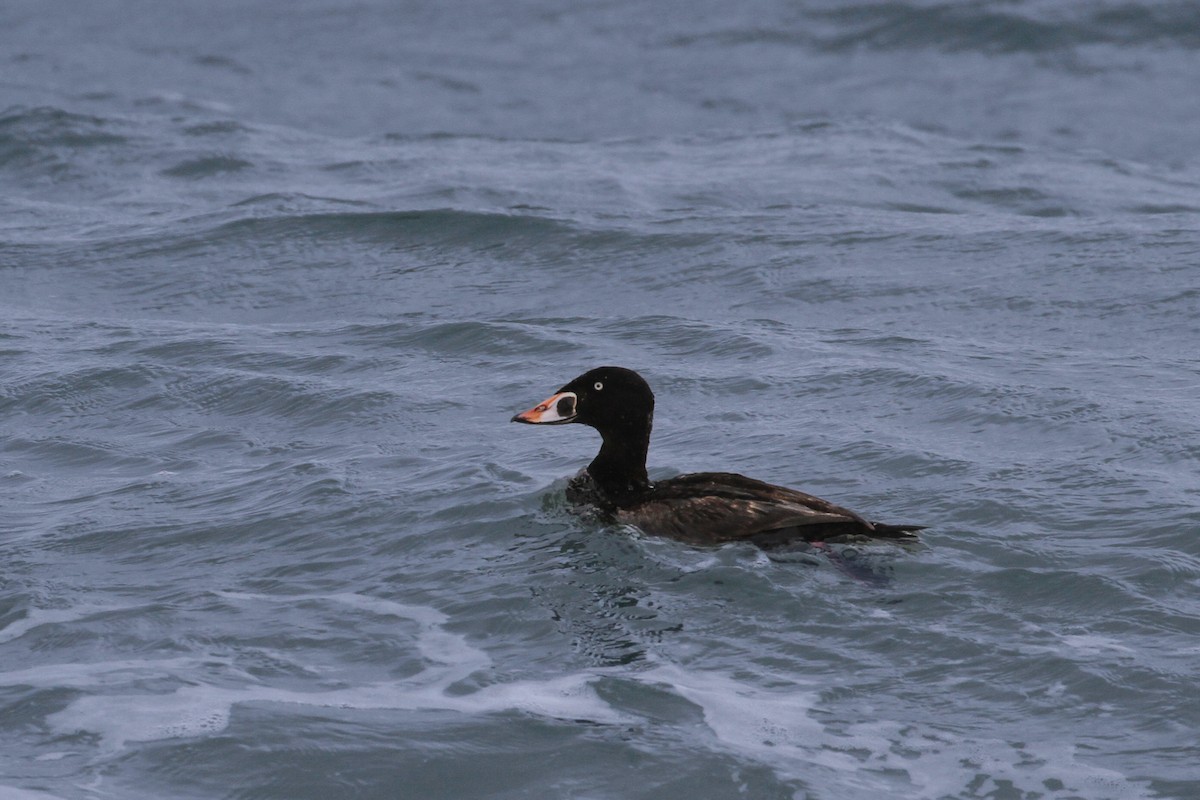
[869, 522, 924, 540]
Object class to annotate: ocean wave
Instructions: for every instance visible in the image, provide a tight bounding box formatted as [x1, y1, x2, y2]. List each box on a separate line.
[0, 106, 131, 186]
[660, 2, 1200, 55]
[0, 106, 128, 153]
[807, 1, 1200, 54]
[160, 155, 254, 179]
[214, 207, 578, 246]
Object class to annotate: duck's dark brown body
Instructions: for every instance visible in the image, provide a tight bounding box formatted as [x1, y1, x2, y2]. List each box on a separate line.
[569, 469, 919, 546]
[514, 366, 923, 547]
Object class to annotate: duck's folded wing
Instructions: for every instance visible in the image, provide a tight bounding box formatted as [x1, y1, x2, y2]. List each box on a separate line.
[617, 472, 875, 544]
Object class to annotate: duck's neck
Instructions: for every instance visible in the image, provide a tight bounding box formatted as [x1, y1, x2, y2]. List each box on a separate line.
[588, 418, 652, 507]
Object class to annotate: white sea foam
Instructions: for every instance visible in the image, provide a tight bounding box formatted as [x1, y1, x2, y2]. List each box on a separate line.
[0, 787, 70, 800]
[22, 593, 1157, 799]
[1019, 631, 1140, 662]
[0, 603, 133, 644]
[876, 727, 1155, 800]
[628, 661, 891, 795]
[43, 593, 629, 750]
[1060, 634, 1136, 655]
[0, 657, 210, 689]
[625, 659, 1154, 800]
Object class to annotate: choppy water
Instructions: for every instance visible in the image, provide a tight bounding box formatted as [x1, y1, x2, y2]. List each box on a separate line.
[3, 2, 1200, 798]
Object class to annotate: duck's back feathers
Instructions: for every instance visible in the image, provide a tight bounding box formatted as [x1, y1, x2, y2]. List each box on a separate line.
[613, 472, 922, 546]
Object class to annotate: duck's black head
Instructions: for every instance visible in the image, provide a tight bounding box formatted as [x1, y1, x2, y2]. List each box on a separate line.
[512, 366, 656, 503]
[511, 366, 654, 436]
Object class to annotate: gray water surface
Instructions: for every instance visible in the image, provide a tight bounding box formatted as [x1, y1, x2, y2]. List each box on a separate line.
[3, 2, 1200, 798]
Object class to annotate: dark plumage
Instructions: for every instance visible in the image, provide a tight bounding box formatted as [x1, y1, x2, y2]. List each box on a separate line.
[511, 366, 923, 547]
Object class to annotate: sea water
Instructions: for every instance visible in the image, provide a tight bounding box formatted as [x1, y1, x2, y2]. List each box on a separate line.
[3, 2, 1199, 798]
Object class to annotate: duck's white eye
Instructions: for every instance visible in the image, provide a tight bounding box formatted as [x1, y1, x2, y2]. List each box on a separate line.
[594, 381, 604, 391]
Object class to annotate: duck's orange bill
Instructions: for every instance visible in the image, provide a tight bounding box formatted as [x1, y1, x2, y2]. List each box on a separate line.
[511, 391, 577, 424]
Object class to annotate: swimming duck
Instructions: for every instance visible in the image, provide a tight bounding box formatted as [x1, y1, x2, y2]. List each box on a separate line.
[512, 366, 923, 547]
